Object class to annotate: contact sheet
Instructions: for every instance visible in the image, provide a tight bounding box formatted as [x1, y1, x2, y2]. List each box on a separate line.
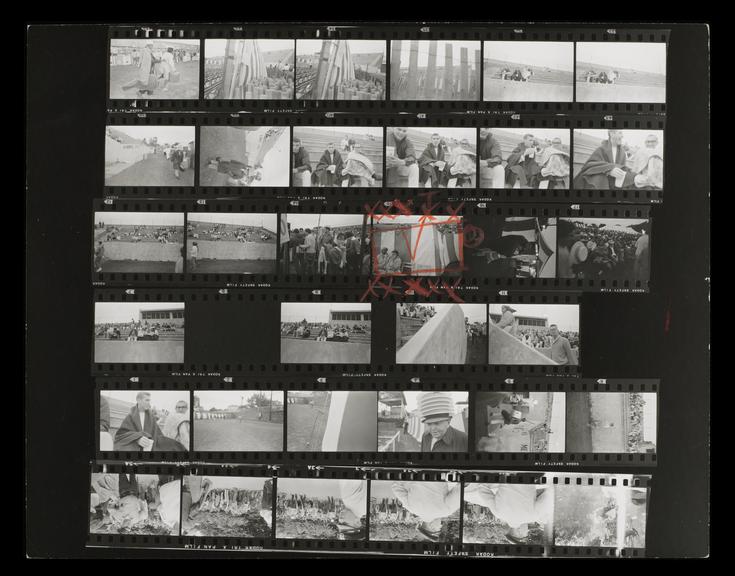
[94, 378, 658, 467]
[88, 21, 675, 559]
[88, 463, 651, 556]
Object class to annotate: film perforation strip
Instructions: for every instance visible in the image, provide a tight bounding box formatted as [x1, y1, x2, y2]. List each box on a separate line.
[93, 200, 653, 292]
[95, 379, 657, 467]
[88, 463, 651, 556]
[107, 25, 668, 114]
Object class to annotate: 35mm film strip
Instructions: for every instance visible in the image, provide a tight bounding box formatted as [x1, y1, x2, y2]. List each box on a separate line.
[92, 288, 583, 377]
[94, 378, 658, 467]
[104, 114, 665, 203]
[88, 463, 651, 557]
[93, 199, 653, 293]
[107, 24, 668, 116]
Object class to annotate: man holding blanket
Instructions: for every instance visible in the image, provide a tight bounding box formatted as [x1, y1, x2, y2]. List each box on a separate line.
[573, 130, 636, 190]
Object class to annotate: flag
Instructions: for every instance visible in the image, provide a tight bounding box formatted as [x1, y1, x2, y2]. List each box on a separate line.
[226, 40, 267, 99]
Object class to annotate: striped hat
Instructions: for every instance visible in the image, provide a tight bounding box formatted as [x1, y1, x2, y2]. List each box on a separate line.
[418, 392, 454, 424]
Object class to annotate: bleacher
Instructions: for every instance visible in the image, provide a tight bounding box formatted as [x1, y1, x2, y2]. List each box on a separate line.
[294, 127, 383, 182]
[281, 328, 371, 345]
[398, 316, 425, 348]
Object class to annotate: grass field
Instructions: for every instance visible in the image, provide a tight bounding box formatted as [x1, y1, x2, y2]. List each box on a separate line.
[94, 340, 184, 364]
[280, 338, 371, 364]
[287, 401, 330, 451]
[193, 418, 283, 451]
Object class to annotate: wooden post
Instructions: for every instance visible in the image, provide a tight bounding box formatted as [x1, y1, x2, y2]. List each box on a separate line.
[474, 48, 481, 99]
[221, 40, 237, 99]
[460, 46, 469, 99]
[313, 40, 333, 99]
[390, 40, 402, 97]
[425, 40, 438, 99]
[407, 40, 419, 99]
[443, 43, 453, 99]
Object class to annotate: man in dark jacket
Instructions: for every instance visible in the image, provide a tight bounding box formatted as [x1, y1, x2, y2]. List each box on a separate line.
[573, 130, 635, 190]
[113, 392, 161, 451]
[479, 128, 505, 188]
[315, 142, 344, 187]
[418, 133, 447, 187]
[386, 127, 419, 187]
[505, 134, 541, 189]
[292, 137, 312, 186]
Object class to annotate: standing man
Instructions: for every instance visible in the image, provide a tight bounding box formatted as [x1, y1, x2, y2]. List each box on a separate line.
[385, 127, 419, 187]
[418, 392, 468, 453]
[299, 228, 317, 275]
[344, 232, 361, 274]
[634, 225, 650, 282]
[292, 138, 312, 186]
[121, 42, 156, 96]
[113, 392, 162, 451]
[189, 241, 198, 272]
[94, 241, 105, 273]
[549, 324, 578, 366]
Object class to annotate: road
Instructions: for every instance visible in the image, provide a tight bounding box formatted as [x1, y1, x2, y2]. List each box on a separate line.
[105, 153, 195, 187]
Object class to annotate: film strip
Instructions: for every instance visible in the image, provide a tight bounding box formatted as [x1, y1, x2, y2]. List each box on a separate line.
[107, 24, 668, 116]
[103, 113, 665, 203]
[93, 199, 653, 293]
[91, 288, 583, 377]
[94, 378, 658, 467]
[87, 462, 651, 557]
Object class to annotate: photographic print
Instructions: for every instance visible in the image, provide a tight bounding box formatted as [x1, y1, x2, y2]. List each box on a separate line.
[372, 215, 463, 276]
[203, 39, 294, 100]
[488, 304, 580, 366]
[99, 390, 190, 452]
[105, 125, 196, 187]
[474, 391, 565, 453]
[390, 40, 481, 101]
[109, 39, 200, 99]
[463, 216, 557, 278]
[192, 391, 284, 452]
[462, 481, 553, 545]
[478, 127, 571, 190]
[90, 473, 181, 535]
[291, 126, 383, 187]
[566, 393, 657, 453]
[287, 391, 377, 452]
[200, 126, 289, 187]
[186, 213, 277, 274]
[483, 41, 574, 102]
[573, 129, 664, 191]
[296, 40, 386, 100]
[369, 480, 461, 543]
[182, 475, 273, 537]
[94, 302, 185, 364]
[280, 303, 371, 364]
[279, 214, 369, 276]
[557, 218, 651, 282]
[93, 212, 184, 274]
[396, 303, 487, 365]
[385, 127, 477, 188]
[576, 42, 666, 103]
[378, 391, 468, 453]
[276, 478, 367, 540]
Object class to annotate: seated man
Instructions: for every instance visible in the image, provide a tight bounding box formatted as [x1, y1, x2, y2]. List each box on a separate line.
[573, 130, 636, 190]
[446, 139, 476, 188]
[385, 250, 403, 274]
[385, 127, 419, 187]
[479, 128, 505, 188]
[418, 133, 447, 188]
[377, 247, 390, 272]
[626, 134, 663, 189]
[342, 140, 377, 187]
[292, 137, 312, 187]
[314, 142, 345, 187]
[536, 138, 570, 189]
[505, 134, 541, 189]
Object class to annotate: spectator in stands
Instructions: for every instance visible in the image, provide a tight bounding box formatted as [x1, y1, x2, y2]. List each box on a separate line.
[505, 134, 541, 189]
[495, 305, 519, 337]
[418, 133, 447, 188]
[386, 127, 419, 187]
[479, 128, 505, 189]
[377, 247, 390, 272]
[549, 324, 578, 366]
[573, 130, 635, 190]
[315, 142, 345, 187]
[292, 138, 312, 186]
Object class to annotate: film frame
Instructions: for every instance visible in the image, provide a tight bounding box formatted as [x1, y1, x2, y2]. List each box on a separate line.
[91, 288, 584, 377]
[106, 24, 668, 116]
[87, 462, 651, 557]
[103, 113, 666, 204]
[92, 199, 654, 293]
[94, 378, 658, 468]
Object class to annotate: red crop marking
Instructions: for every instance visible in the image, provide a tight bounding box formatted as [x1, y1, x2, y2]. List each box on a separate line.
[363, 201, 382, 219]
[462, 223, 485, 249]
[359, 274, 402, 302]
[402, 277, 433, 298]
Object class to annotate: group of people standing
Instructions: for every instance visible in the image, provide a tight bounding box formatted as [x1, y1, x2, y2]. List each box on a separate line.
[120, 43, 180, 96]
[285, 226, 367, 275]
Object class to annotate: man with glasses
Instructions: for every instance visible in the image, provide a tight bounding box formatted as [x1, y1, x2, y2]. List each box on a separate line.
[385, 127, 419, 187]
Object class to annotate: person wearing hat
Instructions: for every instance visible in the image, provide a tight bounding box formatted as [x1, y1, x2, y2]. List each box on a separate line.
[495, 304, 519, 337]
[418, 392, 468, 453]
[390, 481, 461, 542]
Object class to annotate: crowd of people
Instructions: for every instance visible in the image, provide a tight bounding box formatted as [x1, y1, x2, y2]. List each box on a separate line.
[557, 219, 650, 281]
[386, 128, 477, 188]
[627, 393, 652, 453]
[188, 224, 273, 243]
[284, 225, 368, 275]
[397, 303, 437, 322]
[94, 320, 181, 341]
[99, 226, 182, 244]
[280, 320, 370, 342]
